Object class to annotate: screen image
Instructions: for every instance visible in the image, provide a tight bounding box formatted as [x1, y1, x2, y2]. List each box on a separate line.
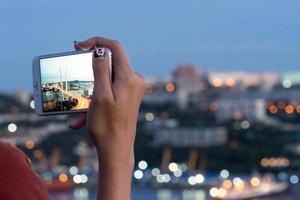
[40, 52, 94, 112]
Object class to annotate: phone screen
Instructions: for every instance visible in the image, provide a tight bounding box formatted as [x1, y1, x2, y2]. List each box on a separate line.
[40, 52, 94, 112]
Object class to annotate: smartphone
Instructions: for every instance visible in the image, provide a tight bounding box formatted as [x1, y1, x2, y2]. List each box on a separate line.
[32, 49, 112, 115]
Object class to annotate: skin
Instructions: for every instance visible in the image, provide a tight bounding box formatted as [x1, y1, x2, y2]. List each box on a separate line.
[70, 37, 150, 200]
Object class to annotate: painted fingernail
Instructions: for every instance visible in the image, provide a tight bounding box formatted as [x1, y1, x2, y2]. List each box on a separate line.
[74, 41, 90, 51]
[94, 45, 106, 60]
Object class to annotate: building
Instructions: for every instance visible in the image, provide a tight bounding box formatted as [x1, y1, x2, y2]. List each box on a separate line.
[172, 64, 201, 109]
[209, 71, 278, 91]
[152, 127, 227, 147]
[216, 98, 266, 122]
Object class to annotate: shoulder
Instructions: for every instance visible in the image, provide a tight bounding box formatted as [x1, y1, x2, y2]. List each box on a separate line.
[0, 141, 30, 166]
[0, 141, 50, 200]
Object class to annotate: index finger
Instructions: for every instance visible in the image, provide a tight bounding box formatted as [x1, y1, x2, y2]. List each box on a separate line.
[77, 37, 128, 66]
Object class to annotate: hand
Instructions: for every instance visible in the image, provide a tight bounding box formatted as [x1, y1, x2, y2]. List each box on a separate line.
[70, 37, 150, 200]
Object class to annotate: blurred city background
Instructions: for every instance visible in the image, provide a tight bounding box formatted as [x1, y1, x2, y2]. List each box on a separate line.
[1, 0, 300, 200]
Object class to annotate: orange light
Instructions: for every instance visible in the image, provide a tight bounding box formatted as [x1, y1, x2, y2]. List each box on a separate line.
[212, 78, 222, 87]
[226, 78, 236, 87]
[260, 158, 269, 167]
[222, 179, 233, 189]
[250, 177, 260, 187]
[285, 105, 294, 114]
[268, 105, 278, 114]
[25, 140, 35, 150]
[59, 173, 68, 183]
[165, 83, 175, 93]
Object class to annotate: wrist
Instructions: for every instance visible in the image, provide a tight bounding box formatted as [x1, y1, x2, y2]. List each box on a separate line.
[96, 146, 135, 170]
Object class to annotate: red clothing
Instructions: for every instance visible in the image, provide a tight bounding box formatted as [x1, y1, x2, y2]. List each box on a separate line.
[0, 141, 49, 200]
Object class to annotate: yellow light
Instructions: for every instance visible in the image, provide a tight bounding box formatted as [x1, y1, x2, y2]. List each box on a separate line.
[59, 173, 68, 183]
[218, 188, 227, 198]
[233, 177, 245, 191]
[165, 83, 175, 92]
[222, 179, 233, 190]
[209, 187, 219, 198]
[33, 150, 43, 159]
[25, 140, 35, 150]
[260, 158, 269, 167]
[250, 177, 260, 187]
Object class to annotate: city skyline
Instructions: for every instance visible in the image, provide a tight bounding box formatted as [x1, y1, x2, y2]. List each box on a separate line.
[1, 0, 300, 92]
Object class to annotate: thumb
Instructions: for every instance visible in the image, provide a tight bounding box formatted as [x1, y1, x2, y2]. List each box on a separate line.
[69, 113, 87, 129]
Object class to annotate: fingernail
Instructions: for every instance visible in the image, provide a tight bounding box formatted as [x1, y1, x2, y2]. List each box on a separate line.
[74, 41, 89, 51]
[94, 45, 106, 60]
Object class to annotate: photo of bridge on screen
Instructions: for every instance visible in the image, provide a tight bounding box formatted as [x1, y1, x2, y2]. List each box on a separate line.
[40, 52, 94, 112]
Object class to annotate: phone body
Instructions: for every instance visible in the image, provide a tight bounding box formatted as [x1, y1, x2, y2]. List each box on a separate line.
[32, 49, 112, 116]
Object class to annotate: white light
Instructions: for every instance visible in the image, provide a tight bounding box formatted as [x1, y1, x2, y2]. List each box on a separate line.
[173, 169, 182, 178]
[240, 120, 250, 129]
[81, 174, 88, 183]
[8, 123, 17, 133]
[69, 166, 79, 175]
[220, 169, 230, 179]
[156, 174, 164, 183]
[290, 175, 299, 184]
[283, 80, 292, 88]
[151, 168, 160, 177]
[233, 177, 242, 185]
[163, 174, 171, 183]
[168, 162, 178, 172]
[138, 160, 148, 170]
[145, 112, 155, 121]
[209, 187, 219, 198]
[179, 163, 188, 172]
[188, 176, 196, 185]
[195, 174, 205, 184]
[134, 170, 144, 180]
[73, 174, 83, 184]
[30, 100, 35, 109]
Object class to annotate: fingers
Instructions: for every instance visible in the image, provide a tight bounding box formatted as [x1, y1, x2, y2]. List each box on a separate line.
[92, 47, 114, 101]
[77, 37, 128, 66]
[73, 41, 90, 51]
[69, 113, 87, 129]
[77, 37, 133, 81]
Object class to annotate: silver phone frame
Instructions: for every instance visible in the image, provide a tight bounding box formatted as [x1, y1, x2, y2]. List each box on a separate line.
[32, 49, 112, 116]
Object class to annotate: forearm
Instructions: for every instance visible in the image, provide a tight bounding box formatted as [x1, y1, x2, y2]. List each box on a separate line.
[96, 147, 135, 200]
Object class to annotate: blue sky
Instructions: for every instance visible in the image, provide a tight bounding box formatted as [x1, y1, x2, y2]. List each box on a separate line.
[0, 0, 300, 92]
[40, 52, 93, 83]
